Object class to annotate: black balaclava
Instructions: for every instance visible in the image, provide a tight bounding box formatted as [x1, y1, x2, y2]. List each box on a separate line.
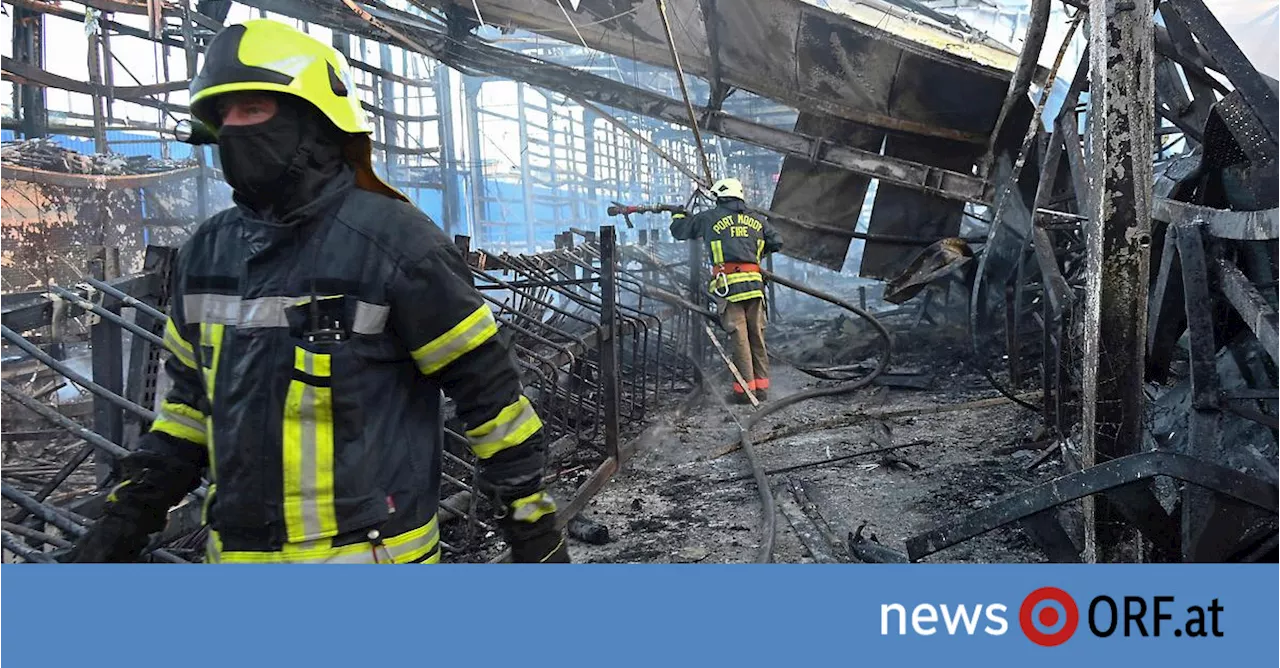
[217, 94, 349, 220]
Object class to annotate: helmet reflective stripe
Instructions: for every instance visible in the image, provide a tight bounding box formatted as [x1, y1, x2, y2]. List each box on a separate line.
[189, 20, 370, 135]
[711, 177, 745, 200]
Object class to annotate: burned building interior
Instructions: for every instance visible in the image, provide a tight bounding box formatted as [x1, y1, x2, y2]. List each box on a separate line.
[1, 0, 1276, 565]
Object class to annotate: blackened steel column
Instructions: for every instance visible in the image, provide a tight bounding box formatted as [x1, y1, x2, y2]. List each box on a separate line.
[1082, 0, 1156, 562]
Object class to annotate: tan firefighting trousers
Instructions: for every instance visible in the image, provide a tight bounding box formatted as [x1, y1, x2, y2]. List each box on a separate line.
[720, 297, 769, 394]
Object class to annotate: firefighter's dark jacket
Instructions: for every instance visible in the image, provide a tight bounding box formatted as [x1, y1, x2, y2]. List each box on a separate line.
[113, 169, 547, 563]
[670, 198, 782, 302]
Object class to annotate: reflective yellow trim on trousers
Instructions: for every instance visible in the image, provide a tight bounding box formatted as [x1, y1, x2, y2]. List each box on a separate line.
[411, 305, 498, 375]
[510, 490, 557, 523]
[283, 347, 338, 543]
[151, 400, 209, 445]
[206, 516, 440, 564]
[710, 240, 725, 264]
[465, 395, 543, 459]
[164, 319, 197, 369]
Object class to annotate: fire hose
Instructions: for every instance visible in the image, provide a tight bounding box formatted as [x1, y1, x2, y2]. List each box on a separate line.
[618, 238, 893, 562]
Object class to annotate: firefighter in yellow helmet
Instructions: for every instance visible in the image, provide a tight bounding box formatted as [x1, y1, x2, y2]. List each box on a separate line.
[670, 177, 783, 403]
[65, 20, 569, 563]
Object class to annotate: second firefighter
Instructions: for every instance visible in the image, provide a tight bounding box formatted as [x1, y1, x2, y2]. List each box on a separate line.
[670, 178, 783, 403]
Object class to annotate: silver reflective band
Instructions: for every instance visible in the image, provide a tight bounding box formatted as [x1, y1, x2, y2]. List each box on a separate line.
[182, 293, 389, 334]
[351, 302, 389, 335]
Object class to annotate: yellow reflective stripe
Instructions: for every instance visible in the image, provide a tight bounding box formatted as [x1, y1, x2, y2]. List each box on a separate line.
[151, 400, 209, 445]
[727, 290, 765, 302]
[757, 239, 765, 260]
[510, 490, 557, 523]
[465, 395, 543, 459]
[202, 483, 216, 526]
[724, 272, 763, 285]
[411, 305, 499, 375]
[198, 323, 225, 482]
[282, 347, 338, 543]
[207, 516, 440, 564]
[163, 319, 197, 369]
[708, 272, 763, 292]
[710, 240, 725, 264]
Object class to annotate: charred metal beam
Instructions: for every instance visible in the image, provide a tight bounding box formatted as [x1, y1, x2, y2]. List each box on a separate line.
[905, 451, 1279, 562]
[982, 0, 1050, 174]
[1, 55, 189, 102]
[1165, 0, 1278, 143]
[1081, 0, 1155, 562]
[1152, 199, 1279, 241]
[11, 3, 47, 139]
[2, 272, 162, 333]
[1216, 256, 1279, 366]
[1146, 227, 1185, 379]
[0, 164, 201, 190]
[1174, 224, 1222, 450]
[11, 0, 190, 50]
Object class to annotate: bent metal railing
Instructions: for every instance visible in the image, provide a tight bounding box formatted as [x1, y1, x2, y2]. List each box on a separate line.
[1, 226, 695, 563]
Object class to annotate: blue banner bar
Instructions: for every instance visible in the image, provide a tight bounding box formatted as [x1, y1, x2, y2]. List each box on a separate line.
[3, 565, 1275, 666]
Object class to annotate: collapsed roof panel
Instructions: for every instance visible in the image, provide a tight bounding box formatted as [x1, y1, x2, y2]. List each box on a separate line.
[767, 115, 882, 270]
[860, 133, 979, 279]
[430, 0, 1019, 141]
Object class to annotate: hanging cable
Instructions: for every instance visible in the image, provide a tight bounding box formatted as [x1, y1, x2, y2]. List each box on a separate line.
[654, 0, 714, 185]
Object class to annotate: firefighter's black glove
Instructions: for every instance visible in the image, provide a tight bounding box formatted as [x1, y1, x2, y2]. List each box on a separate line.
[501, 491, 570, 563]
[63, 514, 152, 563]
[62, 439, 202, 563]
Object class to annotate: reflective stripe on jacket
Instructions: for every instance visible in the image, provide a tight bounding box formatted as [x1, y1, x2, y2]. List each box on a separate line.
[151, 173, 546, 561]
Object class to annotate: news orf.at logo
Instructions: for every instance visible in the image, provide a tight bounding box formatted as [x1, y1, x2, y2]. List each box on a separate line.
[880, 588, 1224, 644]
[1019, 587, 1079, 646]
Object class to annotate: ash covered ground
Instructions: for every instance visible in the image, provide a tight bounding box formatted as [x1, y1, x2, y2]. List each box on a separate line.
[563, 292, 1055, 564]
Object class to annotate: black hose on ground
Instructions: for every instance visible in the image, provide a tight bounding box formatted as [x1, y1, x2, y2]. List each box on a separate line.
[735, 270, 893, 563]
[616, 248, 892, 562]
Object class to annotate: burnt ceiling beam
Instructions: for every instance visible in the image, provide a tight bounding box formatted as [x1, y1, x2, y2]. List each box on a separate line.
[284, 0, 992, 143]
[1163, 0, 1278, 142]
[246, 0, 993, 203]
[4, 0, 187, 49]
[1081, 0, 1156, 562]
[697, 0, 731, 111]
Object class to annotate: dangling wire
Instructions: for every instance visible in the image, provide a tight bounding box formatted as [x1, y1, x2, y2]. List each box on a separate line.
[654, 0, 714, 186]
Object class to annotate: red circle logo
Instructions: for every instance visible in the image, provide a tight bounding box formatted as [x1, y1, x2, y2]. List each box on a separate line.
[1019, 587, 1079, 646]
